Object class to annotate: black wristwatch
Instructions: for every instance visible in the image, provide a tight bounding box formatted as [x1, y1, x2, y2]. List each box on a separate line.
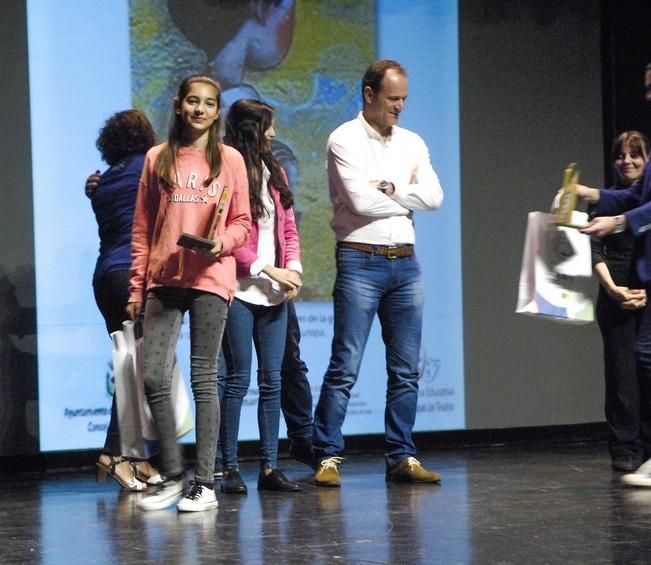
[378, 180, 391, 194]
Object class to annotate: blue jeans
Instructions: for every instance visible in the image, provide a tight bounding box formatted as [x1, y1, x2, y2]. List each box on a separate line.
[313, 247, 424, 469]
[220, 298, 288, 470]
[216, 299, 312, 462]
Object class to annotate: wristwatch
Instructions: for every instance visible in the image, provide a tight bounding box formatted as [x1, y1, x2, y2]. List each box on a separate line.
[613, 215, 626, 234]
[378, 180, 391, 194]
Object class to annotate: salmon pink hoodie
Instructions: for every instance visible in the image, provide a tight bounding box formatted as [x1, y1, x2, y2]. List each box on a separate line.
[129, 143, 251, 304]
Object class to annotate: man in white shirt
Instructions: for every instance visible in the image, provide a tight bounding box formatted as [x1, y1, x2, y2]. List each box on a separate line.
[312, 59, 444, 486]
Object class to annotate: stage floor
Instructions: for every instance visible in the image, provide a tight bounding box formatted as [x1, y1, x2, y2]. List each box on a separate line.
[2, 441, 650, 564]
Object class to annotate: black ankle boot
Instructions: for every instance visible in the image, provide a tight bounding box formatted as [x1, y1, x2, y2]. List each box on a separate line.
[221, 468, 248, 494]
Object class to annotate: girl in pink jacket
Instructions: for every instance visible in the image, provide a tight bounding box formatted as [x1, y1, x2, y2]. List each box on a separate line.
[219, 99, 303, 494]
[128, 75, 251, 512]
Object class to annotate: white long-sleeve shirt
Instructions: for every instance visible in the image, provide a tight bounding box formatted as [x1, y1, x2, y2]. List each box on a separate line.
[235, 168, 281, 306]
[327, 112, 443, 245]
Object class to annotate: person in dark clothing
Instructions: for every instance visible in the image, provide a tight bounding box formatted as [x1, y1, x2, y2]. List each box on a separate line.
[86, 109, 162, 491]
[590, 131, 649, 472]
[577, 61, 651, 485]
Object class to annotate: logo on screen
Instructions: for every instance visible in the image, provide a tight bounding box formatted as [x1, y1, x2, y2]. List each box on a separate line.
[105, 361, 115, 398]
[419, 354, 441, 383]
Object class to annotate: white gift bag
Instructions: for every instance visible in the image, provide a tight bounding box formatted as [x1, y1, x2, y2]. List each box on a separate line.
[133, 329, 194, 442]
[112, 321, 194, 459]
[112, 323, 148, 458]
[516, 211, 594, 324]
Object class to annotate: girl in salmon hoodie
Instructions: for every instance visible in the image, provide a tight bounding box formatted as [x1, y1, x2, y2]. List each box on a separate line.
[218, 99, 303, 494]
[127, 75, 251, 512]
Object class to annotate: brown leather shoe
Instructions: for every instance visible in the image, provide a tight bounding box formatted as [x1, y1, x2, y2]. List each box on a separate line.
[386, 456, 441, 484]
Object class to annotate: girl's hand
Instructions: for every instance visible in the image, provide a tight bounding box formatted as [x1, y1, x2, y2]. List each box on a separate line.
[126, 301, 142, 320]
[285, 270, 303, 289]
[285, 287, 299, 300]
[284, 271, 303, 300]
[620, 288, 647, 310]
[208, 238, 223, 257]
[620, 296, 647, 310]
[609, 286, 645, 307]
[262, 266, 302, 294]
[607, 285, 635, 303]
[283, 271, 303, 300]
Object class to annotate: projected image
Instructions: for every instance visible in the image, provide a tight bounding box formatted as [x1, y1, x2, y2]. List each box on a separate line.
[130, 0, 373, 299]
[28, 0, 463, 451]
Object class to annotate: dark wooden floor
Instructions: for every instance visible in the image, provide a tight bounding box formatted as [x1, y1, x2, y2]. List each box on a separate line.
[2, 442, 651, 564]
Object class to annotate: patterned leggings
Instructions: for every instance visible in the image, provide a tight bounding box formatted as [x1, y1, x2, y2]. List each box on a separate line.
[141, 286, 228, 486]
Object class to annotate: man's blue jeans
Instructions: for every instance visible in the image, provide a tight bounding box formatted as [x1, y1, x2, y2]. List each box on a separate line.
[313, 247, 424, 469]
[220, 298, 288, 470]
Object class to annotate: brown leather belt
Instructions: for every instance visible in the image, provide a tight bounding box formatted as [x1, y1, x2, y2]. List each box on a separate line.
[337, 241, 414, 259]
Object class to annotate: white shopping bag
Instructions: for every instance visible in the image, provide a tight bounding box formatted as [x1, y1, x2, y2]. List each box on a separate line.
[112, 323, 148, 459]
[112, 321, 194, 459]
[516, 211, 594, 324]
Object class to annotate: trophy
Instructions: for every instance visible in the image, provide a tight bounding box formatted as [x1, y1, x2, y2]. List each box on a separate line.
[177, 186, 229, 251]
[555, 163, 580, 226]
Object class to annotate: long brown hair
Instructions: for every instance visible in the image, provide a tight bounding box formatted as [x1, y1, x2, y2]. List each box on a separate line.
[154, 75, 223, 191]
[224, 99, 293, 219]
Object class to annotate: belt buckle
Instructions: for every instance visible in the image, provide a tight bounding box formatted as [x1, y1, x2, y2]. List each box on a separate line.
[386, 246, 400, 259]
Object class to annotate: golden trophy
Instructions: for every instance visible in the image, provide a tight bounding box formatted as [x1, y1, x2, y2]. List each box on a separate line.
[555, 163, 580, 227]
[177, 187, 229, 251]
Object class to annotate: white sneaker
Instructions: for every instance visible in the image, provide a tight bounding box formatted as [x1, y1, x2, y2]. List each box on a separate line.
[137, 479, 185, 511]
[635, 457, 651, 474]
[177, 483, 218, 512]
[622, 471, 651, 487]
[621, 456, 651, 487]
